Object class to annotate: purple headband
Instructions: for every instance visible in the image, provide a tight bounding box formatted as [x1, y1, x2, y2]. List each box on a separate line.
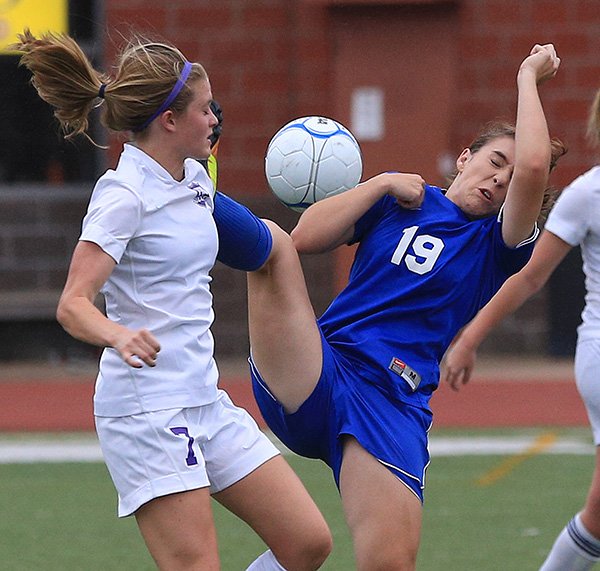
[133, 60, 193, 132]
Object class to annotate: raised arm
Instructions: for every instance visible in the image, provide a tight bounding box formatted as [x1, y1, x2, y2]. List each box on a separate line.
[502, 44, 560, 247]
[441, 230, 572, 390]
[291, 172, 425, 254]
[57, 241, 161, 368]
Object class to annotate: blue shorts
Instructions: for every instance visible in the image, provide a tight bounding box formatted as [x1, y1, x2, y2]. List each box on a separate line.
[250, 330, 433, 502]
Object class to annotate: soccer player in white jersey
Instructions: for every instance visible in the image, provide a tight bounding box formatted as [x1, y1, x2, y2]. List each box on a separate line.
[230, 44, 564, 570]
[13, 30, 332, 570]
[442, 89, 600, 571]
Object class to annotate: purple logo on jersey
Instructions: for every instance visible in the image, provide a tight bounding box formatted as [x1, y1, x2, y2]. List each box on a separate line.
[188, 181, 210, 207]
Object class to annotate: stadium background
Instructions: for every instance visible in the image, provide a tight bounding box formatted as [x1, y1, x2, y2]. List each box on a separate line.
[0, 0, 596, 366]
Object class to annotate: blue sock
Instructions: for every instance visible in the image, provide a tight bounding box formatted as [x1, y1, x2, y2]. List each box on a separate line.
[213, 192, 273, 271]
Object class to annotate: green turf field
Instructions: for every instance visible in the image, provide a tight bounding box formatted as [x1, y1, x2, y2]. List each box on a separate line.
[0, 428, 593, 570]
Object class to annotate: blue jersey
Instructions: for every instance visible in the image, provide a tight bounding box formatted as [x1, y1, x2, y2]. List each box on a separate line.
[318, 184, 536, 409]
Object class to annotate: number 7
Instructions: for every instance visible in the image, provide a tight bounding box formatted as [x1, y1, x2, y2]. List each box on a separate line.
[170, 426, 199, 466]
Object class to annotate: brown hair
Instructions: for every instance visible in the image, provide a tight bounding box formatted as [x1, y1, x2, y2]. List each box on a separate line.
[449, 121, 567, 219]
[12, 29, 208, 144]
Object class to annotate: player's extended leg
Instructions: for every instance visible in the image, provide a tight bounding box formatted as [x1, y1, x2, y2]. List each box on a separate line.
[214, 455, 332, 570]
[581, 447, 600, 538]
[247, 220, 324, 413]
[339, 437, 422, 571]
[135, 488, 220, 570]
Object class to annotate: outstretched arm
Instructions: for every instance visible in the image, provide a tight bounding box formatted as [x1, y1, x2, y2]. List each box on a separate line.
[441, 230, 572, 390]
[291, 172, 425, 254]
[502, 44, 560, 247]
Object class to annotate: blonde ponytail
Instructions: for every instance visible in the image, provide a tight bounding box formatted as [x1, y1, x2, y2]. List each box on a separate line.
[12, 29, 208, 144]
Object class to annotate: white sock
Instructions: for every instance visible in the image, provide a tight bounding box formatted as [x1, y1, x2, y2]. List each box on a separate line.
[245, 550, 287, 571]
[540, 513, 600, 570]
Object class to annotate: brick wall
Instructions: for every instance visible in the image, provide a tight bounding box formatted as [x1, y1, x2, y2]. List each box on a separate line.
[455, 0, 600, 186]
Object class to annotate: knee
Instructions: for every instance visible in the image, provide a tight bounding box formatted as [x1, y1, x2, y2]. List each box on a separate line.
[383, 552, 417, 571]
[309, 528, 334, 568]
[264, 220, 293, 250]
[258, 220, 299, 269]
[152, 545, 218, 571]
[354, 539, 418, 571]
[277, 527, 333, 570]
[358, 552, 417, 571]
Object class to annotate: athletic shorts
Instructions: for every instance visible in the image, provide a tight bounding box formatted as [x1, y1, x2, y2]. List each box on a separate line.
[95, 389, 279, 517]
[250, 330, 433, 502]
[575, 338, 600, 445]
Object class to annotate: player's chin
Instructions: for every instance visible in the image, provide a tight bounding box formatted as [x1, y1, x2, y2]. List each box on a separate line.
[193, 144, 211, 161]
[463, 203, 496, 220]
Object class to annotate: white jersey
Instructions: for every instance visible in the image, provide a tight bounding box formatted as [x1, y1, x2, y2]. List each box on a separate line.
[545, 165, 600, 342]
[80, 144, 220, 416]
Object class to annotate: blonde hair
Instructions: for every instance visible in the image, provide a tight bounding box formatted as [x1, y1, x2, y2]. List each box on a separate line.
[586, 89, 600, 149]
[12, 29, 208, 144]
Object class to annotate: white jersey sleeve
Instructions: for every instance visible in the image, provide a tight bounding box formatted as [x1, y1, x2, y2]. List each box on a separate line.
[80, 179, 144, 263]
[544, 169, 595, 247]
[544, 166, 600, 341]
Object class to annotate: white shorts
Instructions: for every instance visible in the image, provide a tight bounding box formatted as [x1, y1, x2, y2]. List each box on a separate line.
[95, 389, 279, 517]
[575, 338, 600, 445]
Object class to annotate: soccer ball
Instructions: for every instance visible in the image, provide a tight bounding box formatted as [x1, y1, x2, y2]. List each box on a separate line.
[265, 116, 363, 212]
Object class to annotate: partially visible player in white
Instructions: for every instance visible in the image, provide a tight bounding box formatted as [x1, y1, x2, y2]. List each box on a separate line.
[13, 30, 331, 571]
[441, 89, 600, 571]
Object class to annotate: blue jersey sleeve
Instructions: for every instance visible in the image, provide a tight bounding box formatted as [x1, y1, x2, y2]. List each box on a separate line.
[350, 194, 397, 244]
[491, 217, 537, 277]
[351, 185, 443, 245]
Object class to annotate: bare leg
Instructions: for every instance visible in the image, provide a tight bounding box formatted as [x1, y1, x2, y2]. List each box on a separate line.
[248, 221, 324, 413]
[214, 455, 332, 570]
[340, 437, 422, 571]
[580, 446, 600, 537]
[135, 488, 219, 571]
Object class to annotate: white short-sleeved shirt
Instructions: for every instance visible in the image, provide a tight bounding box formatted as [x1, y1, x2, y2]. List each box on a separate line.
[545, 165, 600, 341]
[80, 144, 220, 416]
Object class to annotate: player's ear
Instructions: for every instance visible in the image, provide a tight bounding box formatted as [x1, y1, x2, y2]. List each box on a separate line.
[159, 110, 177, 132]
[456, 148, 471, 172]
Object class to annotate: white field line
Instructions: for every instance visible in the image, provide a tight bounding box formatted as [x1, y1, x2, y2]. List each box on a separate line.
[0, 434, 594, 464]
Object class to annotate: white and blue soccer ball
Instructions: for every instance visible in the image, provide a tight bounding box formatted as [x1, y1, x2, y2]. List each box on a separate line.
[265, 116, 363, 212]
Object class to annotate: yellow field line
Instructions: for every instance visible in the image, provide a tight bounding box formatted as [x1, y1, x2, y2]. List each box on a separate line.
[476, 432, 558, 487]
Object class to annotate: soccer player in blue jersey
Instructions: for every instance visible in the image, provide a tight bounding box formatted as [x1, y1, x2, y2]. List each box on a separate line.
[224, 43, 565, 570]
